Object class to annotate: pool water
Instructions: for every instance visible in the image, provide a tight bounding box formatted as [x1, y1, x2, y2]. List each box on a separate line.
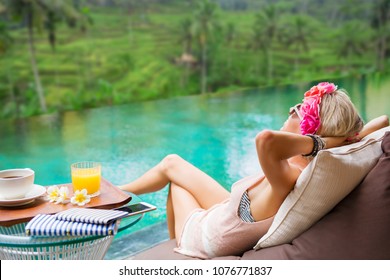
[1, 74, 389, 257]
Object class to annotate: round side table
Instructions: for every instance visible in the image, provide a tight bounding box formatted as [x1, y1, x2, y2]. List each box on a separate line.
[0, 213, 143, 260]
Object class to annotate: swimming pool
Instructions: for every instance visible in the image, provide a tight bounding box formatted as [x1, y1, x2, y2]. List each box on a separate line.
[1, 74, 389, 258]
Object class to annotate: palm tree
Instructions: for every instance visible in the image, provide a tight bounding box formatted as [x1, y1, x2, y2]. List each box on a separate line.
[253, 5, 279, 84]
[279, 15, 312, 73]
[0, 21, 12, 55]
[4, 0, 89, 113]
[177, 18, 194, 88]
[371, 0, 390, 71]
[249, 21, 267, 79]
[335, 21, 370, 71]
[45, 3, 90, 52]
[178, 18, 194, 56]
[0, 19, 19, 117]
[225, 22, 236, 46]
[192, 0, 220, 94]
[225, 22, 236, 69]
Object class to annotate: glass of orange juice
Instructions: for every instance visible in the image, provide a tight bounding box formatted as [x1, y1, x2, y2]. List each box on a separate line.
[71, 161, 101, 197]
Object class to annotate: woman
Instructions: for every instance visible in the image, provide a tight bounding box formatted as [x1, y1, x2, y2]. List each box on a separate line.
[119, 82, 389, 258]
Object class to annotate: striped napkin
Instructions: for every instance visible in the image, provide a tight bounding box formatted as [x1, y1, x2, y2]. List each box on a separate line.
[54, 208, 129, 224]
[25, 208, 129, 237]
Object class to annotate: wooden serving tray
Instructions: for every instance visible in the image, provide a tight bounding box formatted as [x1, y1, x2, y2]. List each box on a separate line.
[0, 178, 132, 227]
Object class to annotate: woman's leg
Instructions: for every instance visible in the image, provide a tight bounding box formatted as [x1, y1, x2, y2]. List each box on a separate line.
[119, 154, 229, 239]
[166, 185, 175, 239]
[169, 182, 201, 240]
[119, 154, 230, 209]
[118, 164, 170, 194]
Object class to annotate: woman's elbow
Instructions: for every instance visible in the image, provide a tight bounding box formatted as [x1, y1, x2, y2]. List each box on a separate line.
[255, 130, 276, 152]
[381, 115, 389, 127]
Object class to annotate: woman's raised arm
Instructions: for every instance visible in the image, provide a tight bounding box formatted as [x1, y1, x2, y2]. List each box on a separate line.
[358, 115, 389, 139]
[255, 130, 313, 197]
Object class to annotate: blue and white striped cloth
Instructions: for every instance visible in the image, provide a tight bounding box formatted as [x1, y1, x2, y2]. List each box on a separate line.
[25, 208, 128, 237]
[54, 208, 128, 224]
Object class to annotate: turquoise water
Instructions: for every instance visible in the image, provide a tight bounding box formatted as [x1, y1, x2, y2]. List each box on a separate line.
[1, 74, 389, 239]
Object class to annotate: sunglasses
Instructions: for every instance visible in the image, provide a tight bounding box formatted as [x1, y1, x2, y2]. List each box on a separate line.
[289, 103, 303, 120]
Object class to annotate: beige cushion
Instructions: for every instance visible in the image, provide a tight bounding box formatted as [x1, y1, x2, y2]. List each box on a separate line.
[254, 126, 390, 250]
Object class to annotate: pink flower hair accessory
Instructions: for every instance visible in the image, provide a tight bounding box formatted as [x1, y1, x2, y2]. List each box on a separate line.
[299, 82, 338, 135]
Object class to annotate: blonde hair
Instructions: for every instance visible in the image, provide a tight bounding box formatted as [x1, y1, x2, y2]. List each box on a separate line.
[318, 89, 364, 137]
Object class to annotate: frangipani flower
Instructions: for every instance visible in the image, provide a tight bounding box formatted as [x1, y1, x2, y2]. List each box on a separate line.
[47, 185, 60, 203]
[71, 189, 91, 206]
[56, 187, 70, 204]
[47, 185, 70, 204]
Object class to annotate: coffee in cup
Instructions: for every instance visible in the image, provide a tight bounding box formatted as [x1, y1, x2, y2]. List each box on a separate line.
[0, 168, 35, 200]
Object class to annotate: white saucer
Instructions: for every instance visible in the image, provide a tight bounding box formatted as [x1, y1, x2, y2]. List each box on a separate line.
[0, 184, 46, 207]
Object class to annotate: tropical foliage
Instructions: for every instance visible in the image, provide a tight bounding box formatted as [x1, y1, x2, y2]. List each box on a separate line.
[0, 0, 389, 119]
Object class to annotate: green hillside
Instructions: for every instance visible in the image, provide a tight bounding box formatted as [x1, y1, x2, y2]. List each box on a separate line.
[0, 0, 388, 119]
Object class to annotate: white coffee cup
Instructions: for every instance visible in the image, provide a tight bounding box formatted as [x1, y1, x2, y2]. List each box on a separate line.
[0, 168, 35, 200]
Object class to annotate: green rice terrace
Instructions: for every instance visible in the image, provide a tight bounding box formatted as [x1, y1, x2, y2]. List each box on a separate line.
[0, 0, 388, 119]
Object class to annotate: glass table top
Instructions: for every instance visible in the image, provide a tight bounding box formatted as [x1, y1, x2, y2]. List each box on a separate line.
[0, 206, 143, 248]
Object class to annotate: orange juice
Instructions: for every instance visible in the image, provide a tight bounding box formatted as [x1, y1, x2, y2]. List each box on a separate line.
[71, 173, 101, 195]
[71, 162, 101, 197]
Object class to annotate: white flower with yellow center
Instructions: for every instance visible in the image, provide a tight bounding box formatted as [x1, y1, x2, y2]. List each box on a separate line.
[46, 185, 70, 204]
[47, 186, 60, 203]
[55, 187, 70, 204]
[71, 189, 91, 206]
